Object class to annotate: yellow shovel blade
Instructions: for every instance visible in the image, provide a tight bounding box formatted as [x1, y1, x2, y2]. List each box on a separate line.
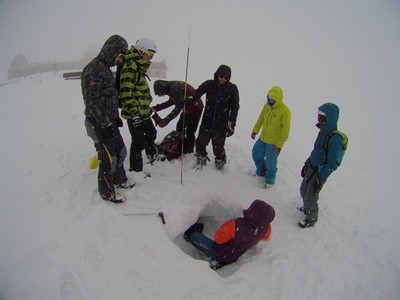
[89, 155, 99, 170]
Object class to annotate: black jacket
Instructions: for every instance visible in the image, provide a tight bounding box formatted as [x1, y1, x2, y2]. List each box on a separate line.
[193, 65, 240, 130]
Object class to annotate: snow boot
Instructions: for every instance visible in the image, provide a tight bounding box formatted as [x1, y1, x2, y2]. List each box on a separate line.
[209, 259, 227, 270]
[215, 158, 226, 171]
[183, 223, 204, 241]
[115, 181, 135, 189]
[298, 218, 315, 228]
[100, 192, 125, 203]
[195, 154, 207, 170]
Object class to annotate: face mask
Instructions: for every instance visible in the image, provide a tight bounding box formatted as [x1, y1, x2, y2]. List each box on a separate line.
[267, 97, 276, 106]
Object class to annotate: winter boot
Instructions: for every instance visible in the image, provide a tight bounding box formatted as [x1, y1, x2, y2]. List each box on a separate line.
[195, 154, 207, 170]
[215, 158, 226, 171]
[115, 181, 135, 189]
[209, 259, 226, 270]
[114, 166, 134, 189]
[100, 192, 125, 203]
[183, 223, 204, 241]
[298, 218, 315, 228]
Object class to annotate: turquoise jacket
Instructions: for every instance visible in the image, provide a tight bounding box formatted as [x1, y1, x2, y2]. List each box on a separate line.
[252, 86, 291, 149]
[309, 102, 343, 181]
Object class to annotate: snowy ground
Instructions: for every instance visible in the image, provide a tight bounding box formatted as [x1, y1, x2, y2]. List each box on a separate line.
[0, 72, 399, 299]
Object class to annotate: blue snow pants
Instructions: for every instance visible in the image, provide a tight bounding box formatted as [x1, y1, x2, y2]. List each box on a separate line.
[252, 139, 279, 184]
[189, 232, 217, 258]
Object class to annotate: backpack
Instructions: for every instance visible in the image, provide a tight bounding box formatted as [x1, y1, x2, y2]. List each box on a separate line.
[323, 130, 348, 166]
[156, 130, 182, 161]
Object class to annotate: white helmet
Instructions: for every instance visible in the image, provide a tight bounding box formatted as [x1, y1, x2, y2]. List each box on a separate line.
[135, 38, 157, 53]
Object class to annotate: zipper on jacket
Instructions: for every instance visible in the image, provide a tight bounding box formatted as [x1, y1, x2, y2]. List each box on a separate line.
[212, 86, 221, 128]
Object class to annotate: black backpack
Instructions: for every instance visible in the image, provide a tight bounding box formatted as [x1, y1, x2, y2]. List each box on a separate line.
[156, 130, 182, 161]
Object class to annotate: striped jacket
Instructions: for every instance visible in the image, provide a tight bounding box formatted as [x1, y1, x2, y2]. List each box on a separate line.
[118, 45, 152, 120]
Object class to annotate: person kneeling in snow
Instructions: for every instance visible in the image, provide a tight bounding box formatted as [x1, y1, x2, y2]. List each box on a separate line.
[184, 200, 275, 269]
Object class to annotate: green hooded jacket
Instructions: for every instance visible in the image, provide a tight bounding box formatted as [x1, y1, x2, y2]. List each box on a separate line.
[118, 45, 152, 120]
[252, 86, 291, 149]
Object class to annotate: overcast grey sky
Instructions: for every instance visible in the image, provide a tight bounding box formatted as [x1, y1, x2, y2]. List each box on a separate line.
[1, 0, 399, 84]
[1, 0, 400, 170]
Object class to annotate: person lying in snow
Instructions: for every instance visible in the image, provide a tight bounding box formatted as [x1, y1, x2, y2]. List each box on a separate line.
[184, 199, 275, 269]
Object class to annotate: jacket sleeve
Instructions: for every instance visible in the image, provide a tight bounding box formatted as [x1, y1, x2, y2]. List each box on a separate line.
[275, 107, 291, 149]
[261, 224, 272, 240]
[192, 80, 211, 99]
[228, 84, 240, 128]
[153, 99, 174, 112]
[214, 219, 236, 244]
[252, 104, 267, 134]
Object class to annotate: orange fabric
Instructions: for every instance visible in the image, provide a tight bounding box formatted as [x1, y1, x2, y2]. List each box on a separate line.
[261, 224, 272, 240]
[214, 219, 236, 244]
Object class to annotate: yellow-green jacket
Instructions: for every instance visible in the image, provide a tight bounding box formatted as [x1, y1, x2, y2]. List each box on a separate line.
[118, 45, 152, 120]
[252, 86, 291, 149]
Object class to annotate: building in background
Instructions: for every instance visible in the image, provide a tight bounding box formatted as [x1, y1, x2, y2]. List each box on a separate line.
[7, 54, 167, 80]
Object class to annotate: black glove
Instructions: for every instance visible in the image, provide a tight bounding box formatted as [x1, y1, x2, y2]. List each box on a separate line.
[102, 124, 116, 139]
[301, 159, 311, 178]
[131, 111, 142, 127]
[226, 122, 235, 137]
[158, 118, 169, 128]
[313, 176, 325, 195]
[116, 116, 123, 128]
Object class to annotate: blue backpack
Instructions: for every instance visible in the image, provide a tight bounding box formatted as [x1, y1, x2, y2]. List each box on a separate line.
[324, 130, 348, 166]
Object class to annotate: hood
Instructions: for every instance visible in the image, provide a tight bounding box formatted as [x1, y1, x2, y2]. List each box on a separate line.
[243, 200, 275, 227]
[98, 34, 128, 67]
[154, 80, 170, 96]
[214, 64, 232, 81]
[124, 45, 151, 72]
[318, 102, 340, 129]
[267, 86, 283, 106]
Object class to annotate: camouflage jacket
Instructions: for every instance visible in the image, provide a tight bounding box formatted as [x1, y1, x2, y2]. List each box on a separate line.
[81, 35, 128, 128]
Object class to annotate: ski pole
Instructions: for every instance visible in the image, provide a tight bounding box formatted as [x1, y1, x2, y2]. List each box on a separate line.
[181, 28, 191, 184]
[123, 211, 166, 224]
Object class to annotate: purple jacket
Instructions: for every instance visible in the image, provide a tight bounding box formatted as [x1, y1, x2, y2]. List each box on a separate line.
[214, 200, 275, 264]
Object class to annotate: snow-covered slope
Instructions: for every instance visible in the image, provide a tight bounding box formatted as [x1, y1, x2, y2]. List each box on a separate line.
[0, 72, 399, 299]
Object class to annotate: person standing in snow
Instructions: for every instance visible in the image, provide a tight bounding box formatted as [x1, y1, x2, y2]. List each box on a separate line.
[193, 65, 240, 170]
[299, 102, 344, 228]
[118, 38, 159, 173]
[151, 80, 204, 154]
[81, 34, 133, 203]
[251, 86, 291, 188]
[184, 200, 275, 269]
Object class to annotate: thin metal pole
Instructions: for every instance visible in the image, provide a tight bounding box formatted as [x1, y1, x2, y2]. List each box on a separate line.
[181, 29, 191, 184]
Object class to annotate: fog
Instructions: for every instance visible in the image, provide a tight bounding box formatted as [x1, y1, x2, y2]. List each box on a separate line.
[1, 0, 400, 186]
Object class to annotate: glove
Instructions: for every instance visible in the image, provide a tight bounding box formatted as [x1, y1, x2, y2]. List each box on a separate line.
[226, 122, 235, 137]
[273, 146, 281, 154]
[102, 124, 116, 139]
[301, 159, 310, 178]
[131, 111, 142, 127]
[150, 106, 158, 113]
[313, 176, 325, 195]
[158, 118, 169, 128]
[251, 132, 256, 140]
[115, 116, 123, 128]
